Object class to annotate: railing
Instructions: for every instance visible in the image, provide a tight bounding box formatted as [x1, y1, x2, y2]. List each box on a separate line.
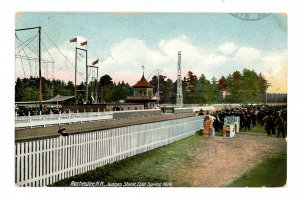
[15, 109, 161, 129]
[15, 116, 204, 187]
[15, 111, 114, 128]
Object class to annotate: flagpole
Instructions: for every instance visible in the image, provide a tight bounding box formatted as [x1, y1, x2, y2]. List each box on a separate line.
[85, 46, 88, 103]
[96, 66, 99, 104]
[38, 26, 42, 112]
[75, 42, 77, 104]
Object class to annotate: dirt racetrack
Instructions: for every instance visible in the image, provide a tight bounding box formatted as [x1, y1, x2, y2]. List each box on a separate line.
[173, 133, 287, 187]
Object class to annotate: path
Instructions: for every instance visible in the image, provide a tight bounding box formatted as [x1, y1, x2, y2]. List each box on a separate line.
[172, 133, 287, 187]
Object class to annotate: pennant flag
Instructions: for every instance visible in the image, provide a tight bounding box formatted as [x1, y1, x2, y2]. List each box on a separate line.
[80, 41, 87, 46]
[69, 37, 77, 42]
[92, 59, 99, 65]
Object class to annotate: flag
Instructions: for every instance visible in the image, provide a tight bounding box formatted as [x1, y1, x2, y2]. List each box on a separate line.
[69, 37, 77, 42]
[80, 41, 87, 46]
[92, 59, 99, 65]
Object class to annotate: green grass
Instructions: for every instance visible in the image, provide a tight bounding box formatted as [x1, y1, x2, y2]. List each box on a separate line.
[52, 125, 286, 187]
[52, 132, 205, 186]
[239, 124, 266, 134]
[228, 151, 287, 187]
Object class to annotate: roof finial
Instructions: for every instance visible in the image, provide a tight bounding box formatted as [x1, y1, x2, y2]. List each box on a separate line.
[142, 65, 145, 75]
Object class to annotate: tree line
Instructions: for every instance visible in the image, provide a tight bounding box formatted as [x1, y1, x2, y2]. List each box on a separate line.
[15, 68, 269, 104]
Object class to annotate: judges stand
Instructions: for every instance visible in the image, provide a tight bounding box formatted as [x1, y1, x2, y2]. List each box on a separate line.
[223, 116, 240, 138]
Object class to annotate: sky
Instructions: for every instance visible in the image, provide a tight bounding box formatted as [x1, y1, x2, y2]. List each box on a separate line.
[15, 13, 287, 93]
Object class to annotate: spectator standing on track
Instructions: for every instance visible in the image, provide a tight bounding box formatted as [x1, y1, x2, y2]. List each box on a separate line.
[209, 115, 216, 137]
[246, 113, 251, 131]
[275, 114, 285, 138]
[263, 113, 274, 136]
[251, 111, 257, 127]
[199, 109, 204, 115]
[203, 115, 212, 137]
[271, 113, 276, 135]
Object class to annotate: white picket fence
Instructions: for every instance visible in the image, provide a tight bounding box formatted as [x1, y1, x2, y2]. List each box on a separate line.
[15, 111, 114, 128]
[15, 116, 204, 187]
[15, 109, 160, 129]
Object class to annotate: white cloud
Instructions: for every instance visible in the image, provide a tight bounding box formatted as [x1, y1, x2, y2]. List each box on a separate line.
[261, 50, 287, 75]
[234, 47, 262, 67]
[265, 64, 287, 93]
[97, 37, 287, 94]
[45, 48, 77, 81]
[16, 36, 287, 93]
[218, 42, 238, 55]
[98, 36, 230, 85]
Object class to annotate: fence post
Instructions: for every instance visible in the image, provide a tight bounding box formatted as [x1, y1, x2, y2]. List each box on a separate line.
[29, 112, 32, 128]
[59, 111, 61, 126]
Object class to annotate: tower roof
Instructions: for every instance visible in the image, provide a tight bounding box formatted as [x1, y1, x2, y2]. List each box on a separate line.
[132, 74, 155, 88]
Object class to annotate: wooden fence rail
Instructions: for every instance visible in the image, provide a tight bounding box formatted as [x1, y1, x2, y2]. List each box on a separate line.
[15, 116, 204, 187]
[15, 109, 161, 129]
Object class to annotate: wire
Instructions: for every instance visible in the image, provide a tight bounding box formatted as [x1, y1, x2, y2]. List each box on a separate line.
[17, 53, 26, 78]
[41, 40, 54, 62]
[15, 34, 38, 53]
[19, 43, 33, 76]
[16, 33, 57, 78]
[35, 60, 37, 76]
[41, 28, 85, 81]
[41, 40, 55, 80]
[162, 70, 168, 78]
[15, 34, 34, 76]
[146, 69, 156, 81]
[52, 62, 54, 80]
[15, 34, 38, 57]
[15, 55, 53, 63]
[44, 63, 54, 79]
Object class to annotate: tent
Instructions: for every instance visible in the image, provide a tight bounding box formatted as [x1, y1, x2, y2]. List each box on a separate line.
[15, 94, 74, 104]
[42, 94, 74, 103]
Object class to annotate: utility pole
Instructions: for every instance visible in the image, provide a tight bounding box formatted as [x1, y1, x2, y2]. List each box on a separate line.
[96, 67, 99, 103]
[51, 62, 54, 98]
[38, 26, 42, 111]
[157, 69, 160, 106]
[75, 47, 77, 103]
[15, 26, 43, 110]
[176, 51, 183, 107]
[85, 50, 88, 103]
[156, 69, 164, 106]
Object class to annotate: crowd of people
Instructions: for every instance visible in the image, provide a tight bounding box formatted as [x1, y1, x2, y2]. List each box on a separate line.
[15, 105, 63, 116]
[200, 104, 287, 138]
